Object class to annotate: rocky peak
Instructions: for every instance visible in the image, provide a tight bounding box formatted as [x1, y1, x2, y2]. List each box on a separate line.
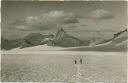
[54, 27, 68, 42]
[23, 33, 44, 45]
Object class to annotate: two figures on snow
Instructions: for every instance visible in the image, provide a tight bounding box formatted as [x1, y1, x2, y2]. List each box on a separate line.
[75, 58, 82, 64]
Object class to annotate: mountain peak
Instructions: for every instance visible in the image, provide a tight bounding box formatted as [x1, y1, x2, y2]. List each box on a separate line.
[58, 27, 66, 33]
[54, 27, 68, 42]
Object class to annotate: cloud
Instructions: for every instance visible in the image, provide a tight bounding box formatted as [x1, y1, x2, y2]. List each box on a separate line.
[89, 9, 114, 20]
[10, 10, 79, 31]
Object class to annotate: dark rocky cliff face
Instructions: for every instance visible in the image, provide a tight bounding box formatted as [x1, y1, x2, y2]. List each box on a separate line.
[54, 28, 68, 42]
[54, 28, 82, 47]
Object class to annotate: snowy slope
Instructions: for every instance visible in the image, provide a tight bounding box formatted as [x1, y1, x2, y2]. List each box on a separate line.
[4, 45, 65, 52]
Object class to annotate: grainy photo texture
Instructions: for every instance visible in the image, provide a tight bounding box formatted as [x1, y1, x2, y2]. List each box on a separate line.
[1, 1, 127, 82]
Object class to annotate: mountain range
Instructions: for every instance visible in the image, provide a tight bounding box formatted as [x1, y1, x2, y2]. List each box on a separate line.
[1, 28, 127, 51]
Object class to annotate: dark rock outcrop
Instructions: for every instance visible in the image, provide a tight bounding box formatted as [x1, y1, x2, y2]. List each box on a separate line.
[1, 33, 55, 50]
[113, 29, 127, 38]
[41, 38, 55, 46]
[23, 33, 44, 46]
[54, 28, 82, 47]
[1, 38, 24, 50]
[1, 38, 10, 50]
[21, 33, 54, 48]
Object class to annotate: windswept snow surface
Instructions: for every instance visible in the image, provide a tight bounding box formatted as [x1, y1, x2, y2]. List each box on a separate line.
[1, 43, 127, 82]
[1, 51, 127, 82]
[2, 45, 66, 54]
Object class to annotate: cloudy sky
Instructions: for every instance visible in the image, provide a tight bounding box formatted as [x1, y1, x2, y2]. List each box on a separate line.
[1, 1, 127, 40]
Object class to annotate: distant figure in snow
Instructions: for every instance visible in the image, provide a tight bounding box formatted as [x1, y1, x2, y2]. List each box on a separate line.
[80, 59, 82, 64]
[75, 59, 77, 64]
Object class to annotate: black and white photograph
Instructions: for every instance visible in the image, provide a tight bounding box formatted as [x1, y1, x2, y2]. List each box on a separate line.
[1, 1, 127, 82]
